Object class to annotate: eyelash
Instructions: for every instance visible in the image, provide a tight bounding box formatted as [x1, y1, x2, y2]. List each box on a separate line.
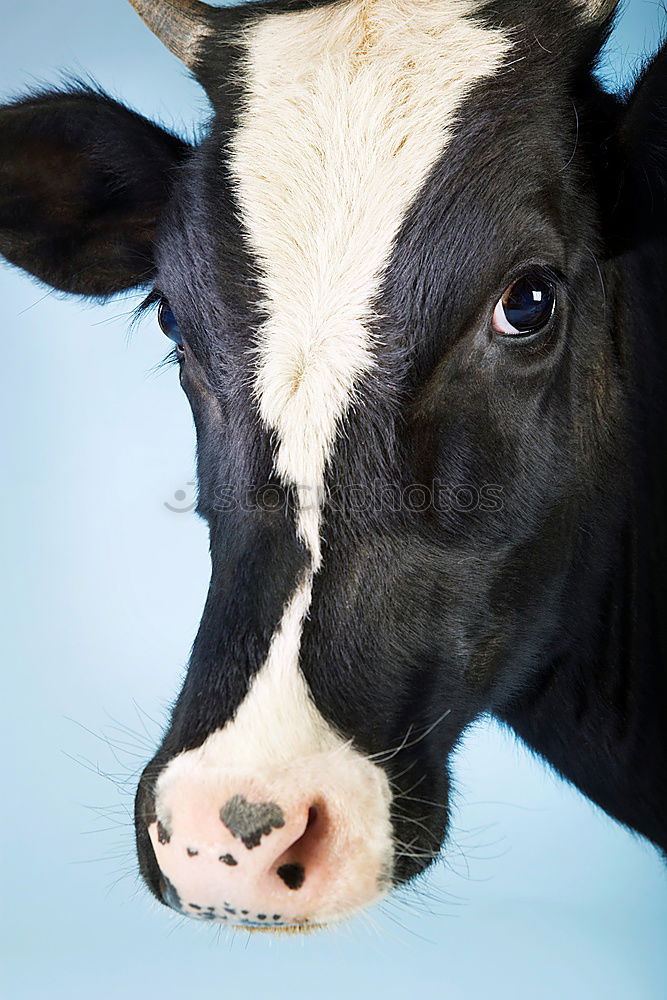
[132, 290, 182, 370]
[163, 347, 183, 368]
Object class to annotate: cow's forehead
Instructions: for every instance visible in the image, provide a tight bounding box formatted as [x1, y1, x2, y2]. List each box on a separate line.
[226, 0, 510, 565]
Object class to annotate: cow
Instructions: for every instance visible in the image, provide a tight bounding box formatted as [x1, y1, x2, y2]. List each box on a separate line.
[0, 0, 665, 932]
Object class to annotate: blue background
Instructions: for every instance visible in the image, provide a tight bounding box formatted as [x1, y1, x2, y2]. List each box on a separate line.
[1, 2, 666, 997]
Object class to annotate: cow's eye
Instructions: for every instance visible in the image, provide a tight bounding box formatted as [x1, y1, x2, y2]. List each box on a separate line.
[492, 272, 556, 337]
[157, 298, 183, 348]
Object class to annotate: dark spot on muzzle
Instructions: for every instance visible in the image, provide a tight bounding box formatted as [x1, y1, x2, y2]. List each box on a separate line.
[220, 794, 286, 849]
[160, 873, 183, 912]
[157, 820, 171, 844]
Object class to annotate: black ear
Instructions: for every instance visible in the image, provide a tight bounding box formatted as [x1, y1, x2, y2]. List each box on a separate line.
[0, 87, 191, 297]
[607, 41, 667, 253]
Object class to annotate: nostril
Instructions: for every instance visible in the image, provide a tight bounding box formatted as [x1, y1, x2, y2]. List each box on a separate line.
[274, 803, 323, 892]
[306, 805, 318, 830]
[277, 861, 305, 890]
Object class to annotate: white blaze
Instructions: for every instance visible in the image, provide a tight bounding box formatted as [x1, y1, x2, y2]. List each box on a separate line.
[230, 0, 510, 566]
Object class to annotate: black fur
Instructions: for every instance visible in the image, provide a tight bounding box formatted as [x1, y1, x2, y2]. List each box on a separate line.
[0, 0, 665, 913]
[0, 86, 190, 295]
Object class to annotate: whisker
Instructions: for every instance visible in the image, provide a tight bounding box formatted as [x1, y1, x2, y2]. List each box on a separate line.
[370, 708, 452, 764]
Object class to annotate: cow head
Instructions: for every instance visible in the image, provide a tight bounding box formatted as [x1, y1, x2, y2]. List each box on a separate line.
[1, 0, 664, 930]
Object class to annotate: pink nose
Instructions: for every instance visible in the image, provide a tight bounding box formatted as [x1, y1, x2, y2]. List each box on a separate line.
[149, 789, 339, 928]
[147, 748, 394, 929]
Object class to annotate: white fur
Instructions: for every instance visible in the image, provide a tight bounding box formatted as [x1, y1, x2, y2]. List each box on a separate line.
[191, 574, 332, 768]
[159, 574, 353, 777]
[229, 0, 510, 565]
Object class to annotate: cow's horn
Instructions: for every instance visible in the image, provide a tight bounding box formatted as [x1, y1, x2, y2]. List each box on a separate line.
[127, 0, 215, 68]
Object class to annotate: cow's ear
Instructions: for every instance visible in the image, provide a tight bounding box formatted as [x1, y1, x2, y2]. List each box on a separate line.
[0, 87, 190, 297]
[604, 42, 667, 253]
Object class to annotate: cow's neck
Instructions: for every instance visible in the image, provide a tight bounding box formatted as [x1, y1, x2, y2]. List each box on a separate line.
[498, 243, 667, 856]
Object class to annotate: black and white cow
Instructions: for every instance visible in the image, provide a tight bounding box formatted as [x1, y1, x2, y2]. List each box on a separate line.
[1, 0, 665, 930]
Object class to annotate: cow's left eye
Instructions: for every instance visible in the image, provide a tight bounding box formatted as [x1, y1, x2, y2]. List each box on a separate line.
[492, 272, 556, 337]
[157, 298, 183, 348]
